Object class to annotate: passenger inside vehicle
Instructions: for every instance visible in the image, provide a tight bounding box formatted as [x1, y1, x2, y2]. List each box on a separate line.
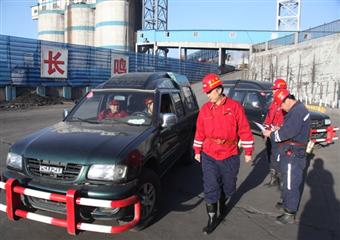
[98, 99, 128, 120]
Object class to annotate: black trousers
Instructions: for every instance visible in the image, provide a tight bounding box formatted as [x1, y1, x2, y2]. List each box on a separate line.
[201, 152, 240, 204]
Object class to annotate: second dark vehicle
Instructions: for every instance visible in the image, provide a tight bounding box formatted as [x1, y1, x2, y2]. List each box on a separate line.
[221, 79, 338, 151]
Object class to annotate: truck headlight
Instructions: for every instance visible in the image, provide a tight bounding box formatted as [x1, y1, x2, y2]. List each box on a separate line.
[87, 164, 127, 181]
[6, 152, 23, 170]
[324, 119, 331, 125]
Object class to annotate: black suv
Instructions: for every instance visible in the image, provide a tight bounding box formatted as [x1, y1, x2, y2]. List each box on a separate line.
[222, 79, 338, 148]
[2, 72, 198, 234]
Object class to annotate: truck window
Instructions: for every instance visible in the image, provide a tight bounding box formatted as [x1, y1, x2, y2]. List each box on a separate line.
[231, 90, 246, 103]
[243, 92, 261, 110]
[181, 86, 197, 111]
[171, 93, 185, 118]
[160, 94, 174, 114]
[72, 94, 102, 119]
[223, 87, 231, 96]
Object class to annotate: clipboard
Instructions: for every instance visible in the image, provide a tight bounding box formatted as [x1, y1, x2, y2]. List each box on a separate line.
[253, 121, 266, 132]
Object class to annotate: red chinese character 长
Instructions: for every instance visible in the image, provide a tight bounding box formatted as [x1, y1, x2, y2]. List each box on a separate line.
[44, 51, 65, 75]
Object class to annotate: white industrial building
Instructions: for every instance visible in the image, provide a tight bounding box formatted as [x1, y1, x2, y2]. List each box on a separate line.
[31, 0, 142, 51]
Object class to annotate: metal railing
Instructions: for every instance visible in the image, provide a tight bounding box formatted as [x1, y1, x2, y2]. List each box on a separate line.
[298, 19, 340, 43]
[252, 19, 340, 52]
[268, 34, 295, 50]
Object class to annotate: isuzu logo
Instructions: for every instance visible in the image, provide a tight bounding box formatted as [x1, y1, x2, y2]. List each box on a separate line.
[39, 165, 63, 174]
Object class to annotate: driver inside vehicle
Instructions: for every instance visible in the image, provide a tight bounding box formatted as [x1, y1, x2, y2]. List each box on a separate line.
[144, 97, 154, 115]
[98, 99, 128, 120]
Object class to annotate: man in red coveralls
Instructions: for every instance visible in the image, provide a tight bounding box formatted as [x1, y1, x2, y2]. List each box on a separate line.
[193, 73, 254, 234]
[98, 99, 128, 120]
[263, 79, 287, 187]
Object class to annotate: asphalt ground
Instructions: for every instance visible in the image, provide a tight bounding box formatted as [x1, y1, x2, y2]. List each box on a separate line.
[0, 86, 339, 240]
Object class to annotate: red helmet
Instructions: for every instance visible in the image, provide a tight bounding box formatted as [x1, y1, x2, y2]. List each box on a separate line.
[202, 73, 222, 93]
[272, 78, 287, 90]
[109, 99, 119, 106]
[144, 97, 153, 105]
[274, 89, 290, 106]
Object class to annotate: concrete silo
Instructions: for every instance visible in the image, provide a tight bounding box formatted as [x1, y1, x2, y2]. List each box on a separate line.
[37, 7, 65, 43]
[95, 0, 142, 51]
[33, 0, 142, 51]
[64, 4, 95, 46]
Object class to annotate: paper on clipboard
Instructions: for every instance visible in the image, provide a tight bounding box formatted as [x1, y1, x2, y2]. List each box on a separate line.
[253, 121, 266, 132]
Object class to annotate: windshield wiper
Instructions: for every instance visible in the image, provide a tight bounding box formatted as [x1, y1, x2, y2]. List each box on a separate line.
[71, 117, 99, 124]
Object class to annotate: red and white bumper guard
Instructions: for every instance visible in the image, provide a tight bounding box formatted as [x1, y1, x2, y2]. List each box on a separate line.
[0, 178, 141, 235]
[310, 125, 339, 143]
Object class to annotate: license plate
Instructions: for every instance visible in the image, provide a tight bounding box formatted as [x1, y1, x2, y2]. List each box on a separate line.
[39, 165, 63, 174]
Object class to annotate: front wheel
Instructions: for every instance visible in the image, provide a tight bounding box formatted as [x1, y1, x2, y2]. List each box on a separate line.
[133, 169, 161, 231]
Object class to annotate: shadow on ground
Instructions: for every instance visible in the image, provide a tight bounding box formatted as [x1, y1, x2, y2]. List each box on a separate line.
[218, 148, 270, 223]
[298, 158, 340, 240]
[151, 160, 204, 225]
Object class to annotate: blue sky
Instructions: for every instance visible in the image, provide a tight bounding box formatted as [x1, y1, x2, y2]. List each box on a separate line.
[0, 0, 340, 39]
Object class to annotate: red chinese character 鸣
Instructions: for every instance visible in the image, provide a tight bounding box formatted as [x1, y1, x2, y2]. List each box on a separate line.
[114, 58, 127, 74]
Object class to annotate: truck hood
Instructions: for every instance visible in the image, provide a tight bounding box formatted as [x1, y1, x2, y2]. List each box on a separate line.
[309, 110, 329, 121]
[11, 122, 149, 165]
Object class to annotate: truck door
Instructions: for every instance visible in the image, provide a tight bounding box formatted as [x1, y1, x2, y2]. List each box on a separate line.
[159, 93, 180, 172]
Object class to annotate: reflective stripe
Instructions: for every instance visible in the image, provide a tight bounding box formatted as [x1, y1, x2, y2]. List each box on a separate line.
[314, 137, 338, 142]
[24, 189, 52, 200]
[240, 141, 253, 144]
[242, 144, 253, 148]
[193, 143, 201, 147]
[287, 163, 291, 190]
[303, 113, 310, 122]
[277, 154, 280, 162]
[26, 212, 54, 224]
[274, 130, 281, 142]
[78, 223, 113, 233]
[194, 140, 203, 144]
[78, 198, 112, 208]
[0, 204, 6, 212]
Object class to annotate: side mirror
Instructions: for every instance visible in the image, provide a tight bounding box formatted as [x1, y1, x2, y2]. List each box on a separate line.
[161, 113, 177, 128]
[63, 109, 69, 119]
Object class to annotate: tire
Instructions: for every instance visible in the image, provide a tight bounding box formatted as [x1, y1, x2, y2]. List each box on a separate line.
[132, 168, 161, 231]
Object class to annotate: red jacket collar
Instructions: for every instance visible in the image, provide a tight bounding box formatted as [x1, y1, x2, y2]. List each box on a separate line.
[209, 96, 227, 110]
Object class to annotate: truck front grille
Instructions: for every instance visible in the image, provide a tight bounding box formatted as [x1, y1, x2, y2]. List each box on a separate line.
[27, 196, 66, 214]
[310, 119, 324, 129]
[26, 158, 82, 181]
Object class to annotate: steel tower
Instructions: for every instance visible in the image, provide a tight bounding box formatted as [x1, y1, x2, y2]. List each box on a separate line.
[276, 0, 301, 31]
[143, 0, 168, 30]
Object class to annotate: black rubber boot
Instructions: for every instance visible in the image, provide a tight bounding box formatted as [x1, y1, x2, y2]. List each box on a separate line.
[218, 192, 229, 217]
[202, 203, 218, 235]
[275, 210, 296, 224]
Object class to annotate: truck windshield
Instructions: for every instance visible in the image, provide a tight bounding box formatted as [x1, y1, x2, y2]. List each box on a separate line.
[66, 90, 155, 126]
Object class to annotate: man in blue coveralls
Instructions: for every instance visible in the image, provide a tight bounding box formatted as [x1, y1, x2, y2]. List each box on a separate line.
[263, 89, 310, 224]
